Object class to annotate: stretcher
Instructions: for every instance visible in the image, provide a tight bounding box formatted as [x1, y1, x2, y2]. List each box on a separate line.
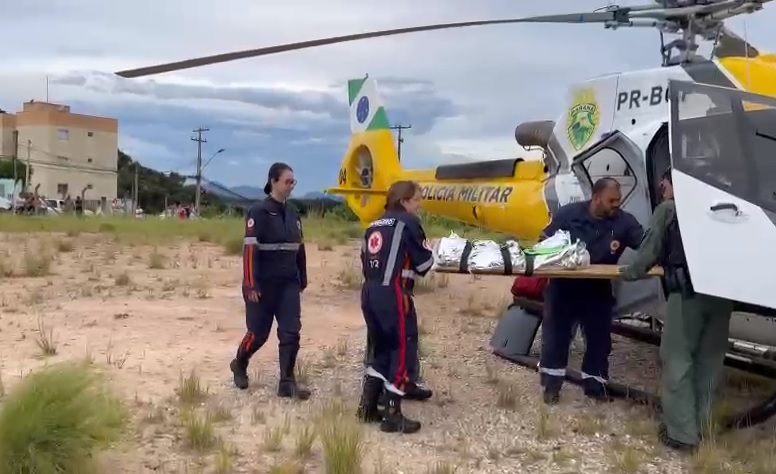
[433, 264, 664, 279]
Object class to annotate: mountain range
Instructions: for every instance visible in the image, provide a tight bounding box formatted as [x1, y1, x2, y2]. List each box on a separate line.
[193, 179, 344, 203]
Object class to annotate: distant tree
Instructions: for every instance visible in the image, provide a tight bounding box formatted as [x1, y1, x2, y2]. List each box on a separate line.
[117, 150, 225, 214]
[0, 160, 30, 187]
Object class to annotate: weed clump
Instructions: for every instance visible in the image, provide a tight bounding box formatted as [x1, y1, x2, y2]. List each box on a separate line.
[0, 362, 127, 473]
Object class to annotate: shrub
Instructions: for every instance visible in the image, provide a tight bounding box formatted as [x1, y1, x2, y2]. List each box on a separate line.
[0, 362, 128, 474]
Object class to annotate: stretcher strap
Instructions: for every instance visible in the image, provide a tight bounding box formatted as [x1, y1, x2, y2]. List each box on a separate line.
[524, 254, 535, 276]
[459, 241, 474, 273]
[522, 247, 562, 277]
[499, 246, 513, 275]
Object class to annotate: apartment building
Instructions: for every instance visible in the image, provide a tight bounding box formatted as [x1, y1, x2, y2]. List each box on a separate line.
[0, 101, 118, 202]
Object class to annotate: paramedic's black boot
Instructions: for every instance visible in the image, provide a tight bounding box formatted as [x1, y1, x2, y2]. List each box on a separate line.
[380, 392, 421, 434]
[277, 379, 311, 400]
[277, 346, 311, 400]
[403, 381, 433, 401]
[543, 387, 560, 405]
[356, 375, 384, 423]
[230, 358, 249, 390]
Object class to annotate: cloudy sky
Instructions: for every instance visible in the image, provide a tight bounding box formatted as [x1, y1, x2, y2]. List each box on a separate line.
[1, 1, 774, 194]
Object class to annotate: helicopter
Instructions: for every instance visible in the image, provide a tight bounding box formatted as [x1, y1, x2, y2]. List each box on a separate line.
[115, 1, 776, 410]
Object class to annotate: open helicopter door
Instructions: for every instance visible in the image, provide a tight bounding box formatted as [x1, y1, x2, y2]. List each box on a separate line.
[569, 131, 665, 316]
[667, 80, 776, 310]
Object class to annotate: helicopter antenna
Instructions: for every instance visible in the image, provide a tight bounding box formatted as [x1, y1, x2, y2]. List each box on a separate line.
[744, 18, 752, 87]
[659, 0, 668, 66]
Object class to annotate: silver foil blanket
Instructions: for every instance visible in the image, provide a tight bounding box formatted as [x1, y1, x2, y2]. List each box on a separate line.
[431, 230, 590, 274]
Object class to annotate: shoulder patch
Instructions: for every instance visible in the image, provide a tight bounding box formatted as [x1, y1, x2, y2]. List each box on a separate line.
[367, 231, 384, 254]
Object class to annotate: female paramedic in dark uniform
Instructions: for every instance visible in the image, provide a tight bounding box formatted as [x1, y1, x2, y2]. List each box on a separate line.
[356, 180, 436, 434]
[229, 162, 310, 401]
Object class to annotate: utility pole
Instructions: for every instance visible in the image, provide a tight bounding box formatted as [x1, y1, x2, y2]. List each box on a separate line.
[11, 131, 18, 193]
[389, 124, 411, 162]
[25, 139, 31, 191]
[133, 163, 139, 214]
[191, 127, 209, 215]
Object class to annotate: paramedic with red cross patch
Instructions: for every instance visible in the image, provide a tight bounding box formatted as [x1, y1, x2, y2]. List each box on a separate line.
[356, 180, 435, 434]
[229, 162, 310, 401]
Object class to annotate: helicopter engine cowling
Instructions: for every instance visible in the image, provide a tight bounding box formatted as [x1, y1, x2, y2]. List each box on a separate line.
[515, 120, 555, 150]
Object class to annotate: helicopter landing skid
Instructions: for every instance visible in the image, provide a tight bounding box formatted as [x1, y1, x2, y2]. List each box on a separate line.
[495, 300, 776, 431]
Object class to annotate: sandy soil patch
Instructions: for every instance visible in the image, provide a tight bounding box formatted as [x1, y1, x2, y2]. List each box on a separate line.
[0, 233, 774, 473]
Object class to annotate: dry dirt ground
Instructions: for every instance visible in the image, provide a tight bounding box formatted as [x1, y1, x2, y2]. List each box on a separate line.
[1, 232, 776, 473]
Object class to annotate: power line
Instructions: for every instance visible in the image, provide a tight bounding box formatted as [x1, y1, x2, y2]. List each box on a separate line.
[191, 127, 209, 215]
[202, 147, 225, 172]
[389, 123, 411, 162]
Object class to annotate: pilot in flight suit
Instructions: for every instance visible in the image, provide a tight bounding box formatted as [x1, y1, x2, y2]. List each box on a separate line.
[356, 180, 435, 434]
[540, 177, 644, 404]
[621, 167, 733, 452]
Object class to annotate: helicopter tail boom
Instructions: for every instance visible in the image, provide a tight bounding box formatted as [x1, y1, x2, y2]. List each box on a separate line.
[326, 76, 402, 225]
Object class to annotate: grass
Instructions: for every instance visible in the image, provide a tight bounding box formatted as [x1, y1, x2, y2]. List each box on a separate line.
[0, 362, 127, 474]
[35, 316, 58, 356]
[0, 211, 508, 251]
[317, 400, 365, 474]
[176, 369, 208, 405]
[181, 410, 217, 452]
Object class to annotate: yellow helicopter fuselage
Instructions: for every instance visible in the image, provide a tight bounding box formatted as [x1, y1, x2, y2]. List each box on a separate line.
[329, 127, 553, 240]
[328, 52, 776, 243]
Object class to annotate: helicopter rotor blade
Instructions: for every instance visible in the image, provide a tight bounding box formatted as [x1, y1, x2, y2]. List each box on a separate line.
[114, 12, 619, 78]
[114, 1, 772, 79]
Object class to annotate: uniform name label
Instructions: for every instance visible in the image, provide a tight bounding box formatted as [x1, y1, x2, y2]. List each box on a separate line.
[420, 185, 513, 203]
[369, 218, 396, 227]
[616, 85, 670, 111]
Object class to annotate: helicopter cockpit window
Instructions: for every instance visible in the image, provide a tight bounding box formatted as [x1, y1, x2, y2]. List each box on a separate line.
[581, 147, 637, 204]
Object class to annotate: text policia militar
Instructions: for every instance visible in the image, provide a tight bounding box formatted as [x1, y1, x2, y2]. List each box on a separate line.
[420, 184, 514, 204]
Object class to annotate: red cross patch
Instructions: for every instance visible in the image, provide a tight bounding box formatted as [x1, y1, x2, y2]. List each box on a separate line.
[367, 231, 383, 254]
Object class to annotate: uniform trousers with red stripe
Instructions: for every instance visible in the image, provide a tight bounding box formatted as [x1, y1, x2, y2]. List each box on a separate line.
[361, 284, 417, 395]
[237, 279, 302, 383]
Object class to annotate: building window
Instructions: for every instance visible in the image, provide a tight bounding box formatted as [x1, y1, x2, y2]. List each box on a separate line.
[57, 129, 69, 140]
[57, 183, 68, 196]
[87, 131, 94, 137]
[57, 155, 69, 161]
[87, 157, 93, 163]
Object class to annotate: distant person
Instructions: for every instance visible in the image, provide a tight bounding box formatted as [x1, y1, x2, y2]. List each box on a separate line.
[230, 162, 310, 400]
[74, 196, 83, 217]
[64, 195, 74, 214]
[356, 180, 435, 434]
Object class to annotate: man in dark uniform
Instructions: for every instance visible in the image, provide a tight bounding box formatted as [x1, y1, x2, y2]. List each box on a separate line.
[229, 162, 310, 400]
[357, 180, 435, 434]
[540, 177, 644, 404]
[620, 167, 732, 452]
